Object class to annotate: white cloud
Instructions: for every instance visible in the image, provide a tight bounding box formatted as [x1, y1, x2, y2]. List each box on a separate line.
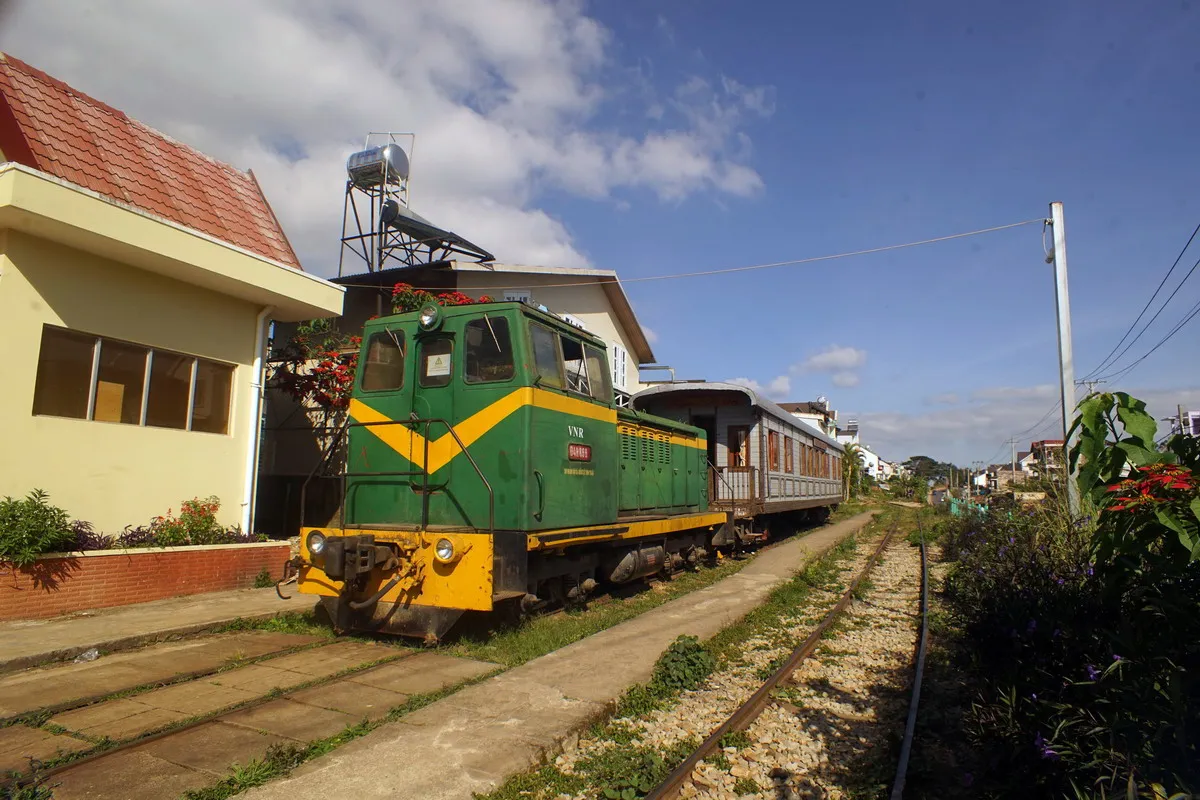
[798, 345, 868, 373]
[857, 384, 1200, 465]
[832, 372, 860, 388]
[642, 326, 659, 344]
[925, 392, 961, 405]
[726, 375, 791, 400]
[1, 0, 771, 275]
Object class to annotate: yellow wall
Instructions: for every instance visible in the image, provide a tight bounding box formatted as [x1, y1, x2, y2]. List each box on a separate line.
[0, 231, 262, 531]
[456, 274, 646, 393]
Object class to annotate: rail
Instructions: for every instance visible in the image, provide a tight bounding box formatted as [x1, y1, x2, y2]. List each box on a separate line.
[298, 416, 495, 537]
[645, 523, 897, 800]
[889, 511, 929, 800]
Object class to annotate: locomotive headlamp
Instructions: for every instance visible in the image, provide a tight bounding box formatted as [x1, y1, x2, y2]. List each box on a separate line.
[434, 537, 455, 563]
[418, 303, 442, 331]
[306, 531, 326, 557]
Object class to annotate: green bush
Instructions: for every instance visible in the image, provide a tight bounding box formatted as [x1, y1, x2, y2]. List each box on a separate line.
[650, 635, 714, 694]
[939, 393, 1200, 798]
[0, 489, 75, 566]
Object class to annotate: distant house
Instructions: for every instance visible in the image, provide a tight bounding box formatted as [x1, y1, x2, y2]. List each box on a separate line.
[1030, 439, 1064, 471]
[779, 399, 838, 438]
[0, 53, 344, 532]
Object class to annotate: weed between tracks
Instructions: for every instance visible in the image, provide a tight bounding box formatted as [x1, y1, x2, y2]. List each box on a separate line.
[477, 518, 882, 800]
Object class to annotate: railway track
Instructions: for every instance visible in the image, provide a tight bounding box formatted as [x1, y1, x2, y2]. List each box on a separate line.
[644, 518, 929, 800]
[0, 632, 496, 799]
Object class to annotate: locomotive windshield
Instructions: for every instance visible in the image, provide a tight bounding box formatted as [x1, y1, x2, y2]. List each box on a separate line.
[464, 316, 514, 383]
[360, 330, 405, 391]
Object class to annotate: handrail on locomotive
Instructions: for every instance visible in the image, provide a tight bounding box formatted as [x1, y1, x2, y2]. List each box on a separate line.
[297, 416, 495, 538]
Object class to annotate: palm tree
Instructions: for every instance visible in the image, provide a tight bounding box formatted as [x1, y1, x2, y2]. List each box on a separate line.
[842, 443, 863, 499]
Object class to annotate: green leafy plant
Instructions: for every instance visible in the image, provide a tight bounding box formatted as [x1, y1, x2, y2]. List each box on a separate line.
[252, 567, 274, 588]
[0, 489, 75, 566]
[650, 635, 715, 694]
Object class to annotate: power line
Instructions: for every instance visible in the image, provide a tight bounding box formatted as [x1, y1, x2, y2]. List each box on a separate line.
[1094, 294, 1200, 384]
[1081, 219, 1200, 380]
[334, 218, 1046, 292]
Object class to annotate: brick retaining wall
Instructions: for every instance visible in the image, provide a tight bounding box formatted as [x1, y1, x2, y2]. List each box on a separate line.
[0, 542, 290, 621]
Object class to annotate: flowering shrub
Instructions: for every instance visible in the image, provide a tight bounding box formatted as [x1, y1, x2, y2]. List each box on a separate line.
[117, 497, 263, 548]
[390, 282, 492, 313]
[937, 393, 1200, 798]
[269, 318, 361, 410]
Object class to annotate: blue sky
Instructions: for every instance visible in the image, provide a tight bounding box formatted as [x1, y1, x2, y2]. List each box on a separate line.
[5, 0, 1198, 464]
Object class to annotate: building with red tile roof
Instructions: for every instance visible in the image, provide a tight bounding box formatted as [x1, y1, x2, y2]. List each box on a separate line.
[0, 52, 342, 536]
[0, 52, 300, 269]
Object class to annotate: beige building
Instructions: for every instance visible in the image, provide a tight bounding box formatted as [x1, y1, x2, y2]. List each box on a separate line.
[0, 53, 343, 533]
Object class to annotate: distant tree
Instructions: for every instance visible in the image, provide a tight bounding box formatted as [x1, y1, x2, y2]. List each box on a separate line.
[843, 443, 864, 498]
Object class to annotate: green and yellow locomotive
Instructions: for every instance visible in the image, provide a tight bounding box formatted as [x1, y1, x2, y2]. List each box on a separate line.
[295, 300, 726, 640]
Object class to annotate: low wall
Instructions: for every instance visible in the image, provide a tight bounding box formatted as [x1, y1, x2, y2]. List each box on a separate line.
[0, 542, 290, 621]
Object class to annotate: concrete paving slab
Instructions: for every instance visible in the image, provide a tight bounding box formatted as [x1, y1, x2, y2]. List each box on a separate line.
[221, 698, 357, 742]
[0, 631, 321, 720]
[51, 749, 212, 800]
[203, 664, 310, 694]
[135, 720, 289, 775]
[0, 725, 91, 774]
[286, 681, 407, 722]
[51, 699, 189, 741]
[261, 641, 398, 678]
[241, 511, 879, 800]
[347, 653, 498, 696]
[134, 681, 259, 716]
[0, 588, 316, 672]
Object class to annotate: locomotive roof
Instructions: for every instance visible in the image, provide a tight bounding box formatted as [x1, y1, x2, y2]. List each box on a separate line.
[632, 382, 844, 451]
[366, 300, 608, 346]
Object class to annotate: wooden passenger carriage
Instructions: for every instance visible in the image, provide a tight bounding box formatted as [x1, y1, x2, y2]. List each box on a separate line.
[632, 382, 845, 543]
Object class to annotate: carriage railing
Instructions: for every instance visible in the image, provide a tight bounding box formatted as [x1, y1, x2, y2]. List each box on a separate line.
[298, 417, 495, 538]
[708, 465, 762, 518]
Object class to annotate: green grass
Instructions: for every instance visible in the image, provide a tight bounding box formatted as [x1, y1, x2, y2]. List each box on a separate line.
[211, 610, 335, 638]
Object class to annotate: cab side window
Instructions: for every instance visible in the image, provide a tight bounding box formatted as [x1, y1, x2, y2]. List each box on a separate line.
[561, 336, 591, 396]
[584, 345, 611, 402]
[360, 330, 406, 391]
[529, 323, 563, 388]
[464, 317, 514, 383]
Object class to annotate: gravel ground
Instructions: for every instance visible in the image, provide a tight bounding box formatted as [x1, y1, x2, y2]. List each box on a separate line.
[545, 529, 924, 800]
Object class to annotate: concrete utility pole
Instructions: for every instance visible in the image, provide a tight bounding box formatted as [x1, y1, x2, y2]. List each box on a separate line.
[1047, 202, 1081, 516]
[1180, 405, 1187, 437]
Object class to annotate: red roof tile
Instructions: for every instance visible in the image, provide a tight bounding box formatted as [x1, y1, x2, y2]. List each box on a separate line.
[0, 52, 301, 270]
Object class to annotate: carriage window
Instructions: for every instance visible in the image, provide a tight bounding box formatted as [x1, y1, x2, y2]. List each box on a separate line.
[768, 431, 780, 471]
[529, 323, 563, 388]
[584, 346, 610, 402]
[784, 436, 794, 474]
[561, 336, 590, 396]
[360, 330, 406, 391]
[464, 317, 514, 383]
[419, 337, 453, 388]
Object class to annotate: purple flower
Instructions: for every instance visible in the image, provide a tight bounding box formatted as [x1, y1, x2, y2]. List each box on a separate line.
[1009, 536, 1015, 544]
[1086, 564, 1095, 576]
[1113, 654, 1122, 662]
[1052, 628, 1061, 638]
[1034, 733, 1059, 760]
[1086, 664, 1100, 681]
[1031, 692, 1038, 700]
[1026, 619, 1038, 634]
[1056, 577, 1065, 586]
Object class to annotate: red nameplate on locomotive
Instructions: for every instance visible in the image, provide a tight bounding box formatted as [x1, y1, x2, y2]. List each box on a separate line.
[568, 443, 592, 461]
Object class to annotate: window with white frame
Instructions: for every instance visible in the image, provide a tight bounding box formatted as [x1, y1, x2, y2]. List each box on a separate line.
[611, 343, 628, 391]
[32, 325, 235, 434]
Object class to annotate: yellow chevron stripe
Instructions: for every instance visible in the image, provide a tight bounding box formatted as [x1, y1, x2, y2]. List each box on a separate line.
[350, 388, 619, 473]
